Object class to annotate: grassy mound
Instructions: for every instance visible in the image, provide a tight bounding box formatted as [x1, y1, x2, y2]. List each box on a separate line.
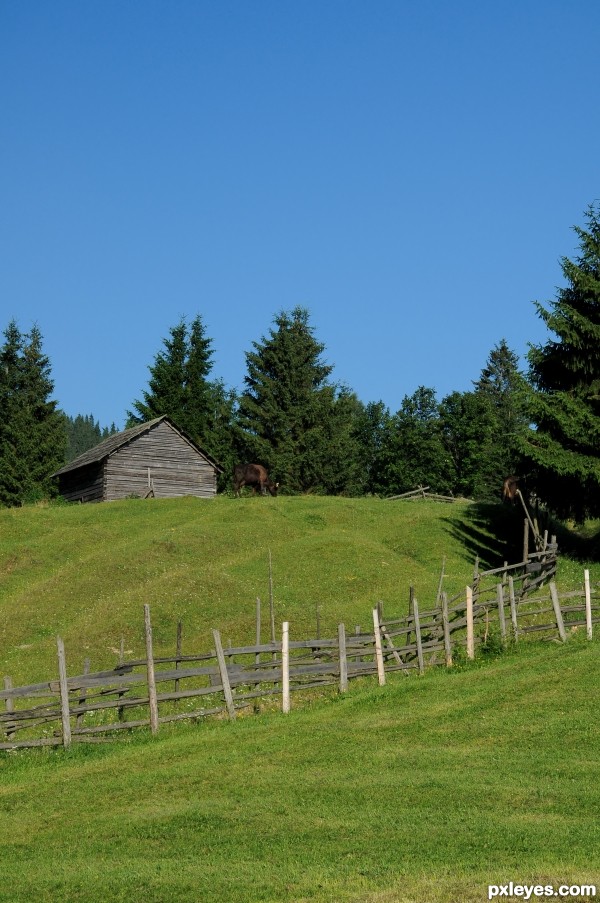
[1, 495, 501, 683]
[1, 636, 599, 902]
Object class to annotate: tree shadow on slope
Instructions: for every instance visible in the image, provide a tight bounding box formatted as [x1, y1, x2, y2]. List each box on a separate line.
[444, 502, 528, 571]
[446, 502, 600, 569]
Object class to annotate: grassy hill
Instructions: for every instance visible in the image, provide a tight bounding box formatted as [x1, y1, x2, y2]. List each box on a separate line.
[1, 636, 600, 902]
[1, 496, 599, 902]
[0, 494, 525, 684]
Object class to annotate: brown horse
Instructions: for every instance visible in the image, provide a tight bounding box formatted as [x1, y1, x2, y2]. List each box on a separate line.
[501, 475, 520, 504]
[233, 463, 279, 497]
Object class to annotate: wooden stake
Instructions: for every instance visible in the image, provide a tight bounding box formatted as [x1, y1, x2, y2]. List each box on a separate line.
[466, 586, 474, 660]
[143, 605, 159, 735]
[56, 636, 72, 748]
[372, 608, 386, 686]
[282, 622, 290, 713]
[76, 658, 90, 729]
[508, 575, 518, 641]
[212, 628, 236, 720]
[550, 582, 567, 643]
[174, 621, 183, 694]
[441, 592, 452, 667]
[3, 676, 15, 741]
[436, 557, 446, 606]
[412, 597, 424, 675]
[338, 623, 348, 693]
[585, 569, 593, 640]
[255, 597, 261, 664]
[496, 583, 506, 643]
[268, 549, 275, 645]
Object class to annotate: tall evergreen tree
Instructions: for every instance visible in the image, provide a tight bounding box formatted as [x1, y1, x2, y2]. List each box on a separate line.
[128, 315, 234, 470]
[521, 202, 600, 521]
[184, 315, 215, 442]
[473, 338, 527, 487]
[373, 387, 453, 495]
[0, 321, 66, 505]
[128, 319, 189, 426]
[439, 390, 496, 499]
[237, 307, 356, 492]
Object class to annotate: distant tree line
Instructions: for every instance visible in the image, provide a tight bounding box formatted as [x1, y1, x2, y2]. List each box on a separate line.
[1, 202, 599, 521]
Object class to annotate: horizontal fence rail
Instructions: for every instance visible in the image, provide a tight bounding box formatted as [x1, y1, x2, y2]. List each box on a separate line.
[1, 537, 596, 751]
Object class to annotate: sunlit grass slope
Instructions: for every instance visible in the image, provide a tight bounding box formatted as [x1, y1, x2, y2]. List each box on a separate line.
[1, 495, 597, 685]
[1, 637, 599, 903]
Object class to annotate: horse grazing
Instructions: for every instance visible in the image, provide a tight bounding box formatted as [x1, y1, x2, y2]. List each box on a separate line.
[502, 475, 520, 504]
[233, 463, 279, 497]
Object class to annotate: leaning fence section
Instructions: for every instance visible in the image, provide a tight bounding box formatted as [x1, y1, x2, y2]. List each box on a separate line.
[1, 559, 598, 751]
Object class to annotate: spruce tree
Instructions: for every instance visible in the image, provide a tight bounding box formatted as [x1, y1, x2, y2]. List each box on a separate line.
[128, 319, 189, 427]
[0, 322, 65, 505]
[522, 203, 600, 521]
[473, 338, 527, 487]
[184, 315, 215, 442]
[237, 307, 356, 492]
[374, 387, 453, 495]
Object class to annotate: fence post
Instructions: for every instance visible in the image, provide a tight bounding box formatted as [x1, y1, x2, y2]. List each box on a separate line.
[585, 569, 593, 640]
[268, 549, 275, 645]
[441, 592, 452, 667]
[76, 658, 90, 729]
[212, 628, 236, 720]
[3, 676, 15, 741]
[144, 604, 159, 735]
[496, 583, 507, 644]
[508, 575, 518, 641]
[550, 582, 567, 643]
[372, 608, 386, 686]
[56, 636, 72, 749]
[174, 621, 183, 694]
[338, 623, 348, 693]
[282, 622, 290, 713]
[466, 586, 474, 660]
[523, 519, 530, 562]
[412, 597, 425, 675]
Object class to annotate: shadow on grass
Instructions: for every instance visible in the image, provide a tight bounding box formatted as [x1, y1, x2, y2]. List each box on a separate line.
[446, 501, 600, 569]
[444, 502, 532, 571]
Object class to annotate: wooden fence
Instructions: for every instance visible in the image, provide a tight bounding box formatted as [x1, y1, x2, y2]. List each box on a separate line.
[1, 548, 597, 751]
[387, 485, 455, 502]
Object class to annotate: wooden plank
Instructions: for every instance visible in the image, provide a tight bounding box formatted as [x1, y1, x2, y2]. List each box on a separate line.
[496, 584, 506, 643]
[550, 582, 567, 642]
[372, 608, 386, 686]
[412, 597, 424, 675]
[508, 576, 518, 641]
[441, 593, 452, 667]
[585, 569, 593, 640]
[282, 622, 290, 713]
[212, 629, 236, 720]
[338, 623, 348, 693]
[144, 604, 159, 735]
[76, 658, 90, 729]
[174, 621, 183, 693]
[56, 636, 72, 749]
[3, 676, 15, 741]
[466, 586, 474, 660]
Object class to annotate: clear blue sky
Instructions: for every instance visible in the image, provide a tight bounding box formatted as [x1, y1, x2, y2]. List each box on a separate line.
[2, 1, 599, 429]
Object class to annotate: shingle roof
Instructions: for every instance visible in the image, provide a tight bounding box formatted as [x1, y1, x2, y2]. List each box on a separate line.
[52, 416, 223, 477]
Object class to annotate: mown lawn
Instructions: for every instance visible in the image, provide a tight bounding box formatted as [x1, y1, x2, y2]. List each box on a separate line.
[1, 636, 599, 903]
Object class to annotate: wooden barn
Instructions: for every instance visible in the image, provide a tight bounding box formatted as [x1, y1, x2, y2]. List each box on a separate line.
[52, 416, 222, 503]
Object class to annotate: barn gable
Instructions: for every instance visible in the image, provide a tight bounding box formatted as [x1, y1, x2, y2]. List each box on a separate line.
[52, 417, 222, 503]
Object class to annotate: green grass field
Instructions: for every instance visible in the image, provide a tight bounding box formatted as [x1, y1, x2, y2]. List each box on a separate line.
[1, 496, 599, 902]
